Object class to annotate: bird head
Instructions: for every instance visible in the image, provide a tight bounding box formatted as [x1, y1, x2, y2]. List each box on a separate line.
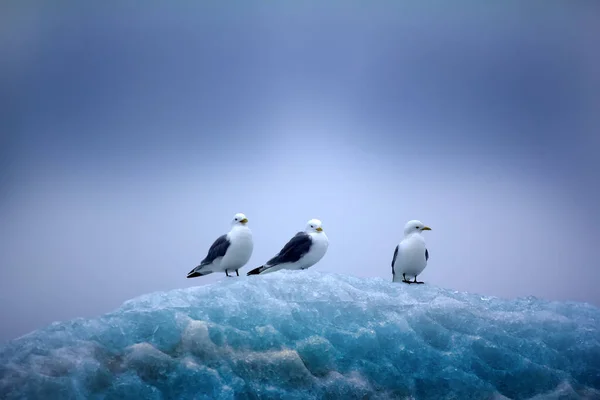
[232, 213, 249, 226]
[305, 219, 324, 233]
[403, 220, 431, 236]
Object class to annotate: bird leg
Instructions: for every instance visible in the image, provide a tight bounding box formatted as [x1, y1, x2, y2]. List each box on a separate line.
[413, 276, 424, 284]
[225, 270, 231, 277]
[235, 269, 239, 277]
[402, 273, 413, 284]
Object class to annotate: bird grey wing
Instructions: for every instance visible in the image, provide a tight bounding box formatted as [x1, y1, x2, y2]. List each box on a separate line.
[391, 245, 399, 275]
[267, 232, 312, 266]
[200, 234, 230, 266]
[425, 248, 429, 261]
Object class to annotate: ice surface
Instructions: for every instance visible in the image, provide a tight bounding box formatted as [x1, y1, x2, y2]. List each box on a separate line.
[1, 271, 599, 399]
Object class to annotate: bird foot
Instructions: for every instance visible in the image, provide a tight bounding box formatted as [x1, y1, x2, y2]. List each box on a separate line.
[402, 279, 424, 284]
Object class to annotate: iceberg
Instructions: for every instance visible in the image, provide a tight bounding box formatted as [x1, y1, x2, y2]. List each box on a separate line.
[1, 271, 599, 399]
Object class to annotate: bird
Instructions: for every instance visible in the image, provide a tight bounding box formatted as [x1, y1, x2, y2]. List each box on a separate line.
[186, 213, 253, 279]
[391, 220, 432, 284]
[247, 218, 329, 275]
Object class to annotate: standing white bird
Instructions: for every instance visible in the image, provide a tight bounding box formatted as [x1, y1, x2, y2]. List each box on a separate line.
[247, 219, 329, 275]
[187, 213, 253, 278]
[391, 220, 432, 284]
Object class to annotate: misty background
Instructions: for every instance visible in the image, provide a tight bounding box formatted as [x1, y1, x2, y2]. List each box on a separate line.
[1, 2, 599, 343]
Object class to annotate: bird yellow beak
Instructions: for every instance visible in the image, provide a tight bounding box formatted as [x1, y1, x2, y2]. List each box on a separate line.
[240, 218, 248, 224]
[316, 227, 323, 232]
[421, 226, 431, 231]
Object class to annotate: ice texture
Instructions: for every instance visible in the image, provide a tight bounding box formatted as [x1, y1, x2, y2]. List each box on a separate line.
[1, 271, 599, 399]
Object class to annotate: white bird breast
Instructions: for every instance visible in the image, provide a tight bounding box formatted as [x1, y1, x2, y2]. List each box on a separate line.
[299, 232, 329, 269]
[220, 227, 254, 270]
[396, 234, 428, 278]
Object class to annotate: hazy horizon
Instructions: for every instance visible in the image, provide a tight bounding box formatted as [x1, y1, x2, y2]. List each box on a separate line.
[1, 1, 599, 343]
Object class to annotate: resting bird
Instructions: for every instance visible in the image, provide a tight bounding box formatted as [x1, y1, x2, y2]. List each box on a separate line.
[247, 219, 328, 275]
[391, 220, 432, 284]
[187, 213, 253, 278]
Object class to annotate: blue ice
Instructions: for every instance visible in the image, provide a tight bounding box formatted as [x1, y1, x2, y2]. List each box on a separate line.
[1, 271, 599, 399]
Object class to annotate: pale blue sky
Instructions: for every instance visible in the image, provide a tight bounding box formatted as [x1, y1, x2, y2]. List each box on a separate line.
[1, 1, 599, 343]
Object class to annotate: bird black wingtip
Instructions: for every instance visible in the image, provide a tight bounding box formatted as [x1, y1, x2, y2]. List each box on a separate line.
[187, 266, 211, 278]
[246, 266, 264, 276]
